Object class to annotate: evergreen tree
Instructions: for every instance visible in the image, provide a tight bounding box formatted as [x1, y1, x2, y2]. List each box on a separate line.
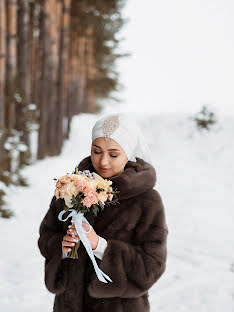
[0, 0, 128, 217]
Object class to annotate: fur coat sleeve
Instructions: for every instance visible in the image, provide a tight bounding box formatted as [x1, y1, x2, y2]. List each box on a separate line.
[38, 196, 69, 295]
[87, 189, 168, 299]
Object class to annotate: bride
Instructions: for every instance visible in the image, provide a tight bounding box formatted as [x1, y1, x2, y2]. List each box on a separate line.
[38, 113, 168, 312]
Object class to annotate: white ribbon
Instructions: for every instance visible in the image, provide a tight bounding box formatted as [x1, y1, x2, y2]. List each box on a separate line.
[58, 209, 113, 283]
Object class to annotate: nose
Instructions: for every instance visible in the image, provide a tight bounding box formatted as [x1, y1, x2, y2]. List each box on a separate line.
[99, 153, 109, 168]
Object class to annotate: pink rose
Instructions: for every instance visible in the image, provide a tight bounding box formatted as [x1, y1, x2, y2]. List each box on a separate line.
[83, 180, 97, 195]
[56, 181, 62, 188]
[82, 190, 99, 208]
[54, 188, 60, 199]
[60, 186, 68, 198]
[98, 191, 108, 204]
[74, 180, 88, 193]
[59, 175, 71, 184]
[65, 177, 72, 183]
[108, 193, 113, 201]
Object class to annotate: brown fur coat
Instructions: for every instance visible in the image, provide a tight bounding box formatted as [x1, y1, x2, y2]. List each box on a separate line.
[38, 156, 168, 311]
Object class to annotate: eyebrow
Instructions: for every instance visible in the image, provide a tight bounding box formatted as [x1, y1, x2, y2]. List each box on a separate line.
[93, 144, 120, 151]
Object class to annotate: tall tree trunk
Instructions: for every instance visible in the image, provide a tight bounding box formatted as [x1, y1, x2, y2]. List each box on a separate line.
[0, 0, 6, 128]
[17, 0, 31, 168]
[0, 0, 7, 176]
[67, 20, 80, 117]
[5, 0, 17, 131]
[2, 0, 18, 173]
[57, 0, 71, 144]
[80, 32, 89, 113]
[17, 0, 30, 103]
[37, 0, 53, 160]
[78, 35, 86, 113]
[29, 1, 37, 103]
[46, 0, 61, 156]
[86, 26, 96, 113]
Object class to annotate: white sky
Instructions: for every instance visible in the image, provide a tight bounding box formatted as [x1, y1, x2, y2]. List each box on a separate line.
[114, 0, 234, 116]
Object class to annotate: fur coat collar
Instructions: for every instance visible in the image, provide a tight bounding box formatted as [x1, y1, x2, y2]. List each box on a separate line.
[77, 156, 157, 200]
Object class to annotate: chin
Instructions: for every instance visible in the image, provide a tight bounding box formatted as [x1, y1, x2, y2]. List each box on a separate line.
[99, 172, 112, 178]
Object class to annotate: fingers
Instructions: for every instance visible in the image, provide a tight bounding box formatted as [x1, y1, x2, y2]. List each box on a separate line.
[62, 246, 72, 253]
[67, 226, 79, 237]
[64, 234, 79, 243]
[64, 231, 80, 242]
[69, 221, 92, 234]
[62, 234, 80, 253]
[66, 221, 91, 239]
[62, 221, 91, 254]
[66, 221, 96, 251]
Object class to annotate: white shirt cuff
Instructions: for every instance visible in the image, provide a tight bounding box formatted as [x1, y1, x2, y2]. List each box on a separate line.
[92, 236, 108, 260]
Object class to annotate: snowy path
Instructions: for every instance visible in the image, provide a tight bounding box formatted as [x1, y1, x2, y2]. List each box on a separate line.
[0, 112, 233, 311]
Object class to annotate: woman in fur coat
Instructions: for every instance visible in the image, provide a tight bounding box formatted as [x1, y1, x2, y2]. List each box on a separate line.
[38, 113, 169, 312]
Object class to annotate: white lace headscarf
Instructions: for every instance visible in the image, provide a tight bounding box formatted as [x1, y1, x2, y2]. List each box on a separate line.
[91, 113, 153, 165]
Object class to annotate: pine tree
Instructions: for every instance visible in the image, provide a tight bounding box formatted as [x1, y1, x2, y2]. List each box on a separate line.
[0, 0, 128, 216]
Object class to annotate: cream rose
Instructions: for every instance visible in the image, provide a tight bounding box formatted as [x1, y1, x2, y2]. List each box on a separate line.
[98, 191, 108, 204]
[58, 175, 70, 184]
[96, 178, 112, 191]
[66, 182, 79, 197]
[64, 195, 73, 208]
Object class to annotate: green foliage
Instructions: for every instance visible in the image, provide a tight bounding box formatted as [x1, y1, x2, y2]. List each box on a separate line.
[0, 78, 36, 217]
[92, 204, 99, 216]
[99, 201, 105, 211]
[0, 130, 29, 217]
[0, 190, 14, 218]
[0, 75, 36, 217]
[0, 0, 126, 218]
[105, 196, 119, 206]
[71, 0, 128, 101]
[13, 170, 29, 187]
[70, 194, 89, 214]
[105, 188, 120, 206]
[190, 105, 217, 132]
[0, 171, 12, 187]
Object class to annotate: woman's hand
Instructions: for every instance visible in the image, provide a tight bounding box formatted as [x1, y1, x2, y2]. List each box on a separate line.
[62, 221, 99, 253]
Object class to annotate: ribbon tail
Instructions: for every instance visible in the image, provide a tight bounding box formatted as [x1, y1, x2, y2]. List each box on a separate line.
[58, 209, 76, 222]
[73, 214, 113, 283]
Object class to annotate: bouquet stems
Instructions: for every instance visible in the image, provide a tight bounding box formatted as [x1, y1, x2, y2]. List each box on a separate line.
[67, 240, 80, 259]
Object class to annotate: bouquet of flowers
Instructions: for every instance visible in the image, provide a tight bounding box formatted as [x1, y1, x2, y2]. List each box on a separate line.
[53, 167, 119, 283]
[54, 168, 119, 216]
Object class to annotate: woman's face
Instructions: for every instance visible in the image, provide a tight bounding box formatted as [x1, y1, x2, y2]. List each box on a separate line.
[91, 137, 128, 178]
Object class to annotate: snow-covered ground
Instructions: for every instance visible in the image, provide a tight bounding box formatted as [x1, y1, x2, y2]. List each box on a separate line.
[0, 111, 233, 311]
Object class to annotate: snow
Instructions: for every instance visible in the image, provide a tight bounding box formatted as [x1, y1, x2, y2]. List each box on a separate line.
[0, 111, 233, 311]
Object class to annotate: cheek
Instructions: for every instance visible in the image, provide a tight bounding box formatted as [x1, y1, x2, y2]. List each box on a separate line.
[112, 158, 126, 172]
[91, 154, 99, 167]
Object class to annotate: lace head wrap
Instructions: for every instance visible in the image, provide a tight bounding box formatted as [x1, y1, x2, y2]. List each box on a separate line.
[91, 113, 153, 165]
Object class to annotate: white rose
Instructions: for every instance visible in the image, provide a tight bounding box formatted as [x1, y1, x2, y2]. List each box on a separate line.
[70, 174, 81, 181]
[77, 174, 88, 182]
[89, 179, 98, 190]
[64, 195, 73, 208]
[66, 182, 79, 197]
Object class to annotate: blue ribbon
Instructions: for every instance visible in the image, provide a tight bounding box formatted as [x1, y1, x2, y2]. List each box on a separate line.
[58, 209, 113, 283]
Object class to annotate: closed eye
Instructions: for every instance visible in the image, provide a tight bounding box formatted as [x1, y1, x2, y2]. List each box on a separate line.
[94, 151, 118, 158]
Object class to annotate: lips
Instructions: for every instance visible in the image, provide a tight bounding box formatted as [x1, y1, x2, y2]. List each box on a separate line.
[99, 167, 110, 171]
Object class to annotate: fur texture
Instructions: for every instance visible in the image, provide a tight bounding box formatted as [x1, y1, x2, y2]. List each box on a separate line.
[38, 156, 169, 311]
